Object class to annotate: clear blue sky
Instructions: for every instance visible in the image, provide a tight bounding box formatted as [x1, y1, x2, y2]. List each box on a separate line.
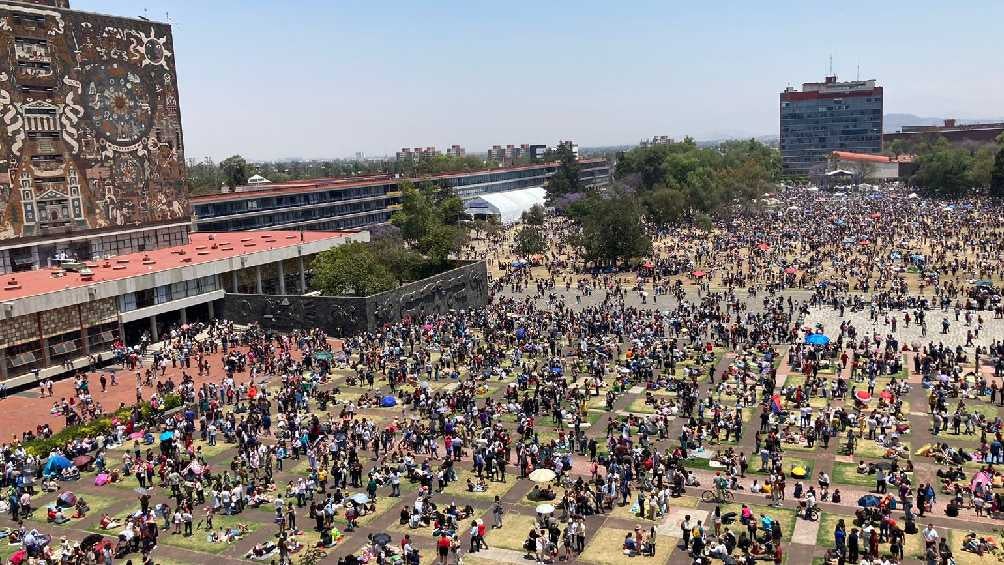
[75, 0, 1003, 161]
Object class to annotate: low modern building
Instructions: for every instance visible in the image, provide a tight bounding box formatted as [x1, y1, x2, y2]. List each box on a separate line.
[883, 119, 1004, 147]
[828, 151, 904, 181]
[0, 230, 364, 386]
[780, 76, 884, 176]
[191, 159, 610, 233]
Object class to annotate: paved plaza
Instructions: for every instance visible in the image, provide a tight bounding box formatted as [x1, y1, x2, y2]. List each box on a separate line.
[0, 297, 1000, 565]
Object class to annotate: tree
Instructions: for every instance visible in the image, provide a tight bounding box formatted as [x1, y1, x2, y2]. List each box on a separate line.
[849, 161, 878, 188]
[544, 145, 582, 204]
[970, 146, 995, 189]
[391, 182, 468, 265]
[187, 157, 221, 195]
[521, 203, 545, 226]
[219, 155, 249, 189]
[613, 138, 778, 221]
[310, 241, 397, 296]
[643, 186, 687, 225]
[991, 144, 1004, 197]
[910, 139, 975, 198]
[514, 225, 546, 257]
[576, 193, 652, 265]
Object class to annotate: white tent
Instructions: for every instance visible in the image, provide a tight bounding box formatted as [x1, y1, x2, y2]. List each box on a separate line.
[475, 186, 546, 223]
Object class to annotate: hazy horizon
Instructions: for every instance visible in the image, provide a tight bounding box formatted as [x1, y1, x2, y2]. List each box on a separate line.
[74, 0, 1004, 162]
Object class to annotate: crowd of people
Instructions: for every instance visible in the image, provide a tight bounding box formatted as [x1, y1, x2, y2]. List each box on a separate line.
[0, 186, 1003, 565]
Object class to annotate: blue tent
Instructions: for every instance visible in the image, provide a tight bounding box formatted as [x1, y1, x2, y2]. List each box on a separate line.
[805, 334, 830, 346]
[380, 395, 397, 407]
[858, 495, 881, 507]
[44, 455, 71, 476]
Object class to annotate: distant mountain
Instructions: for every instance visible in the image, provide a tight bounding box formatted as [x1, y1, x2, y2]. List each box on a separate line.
[884, 113, 1004, 133]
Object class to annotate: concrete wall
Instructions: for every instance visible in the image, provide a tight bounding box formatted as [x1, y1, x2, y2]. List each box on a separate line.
[222, 261, 489, 336]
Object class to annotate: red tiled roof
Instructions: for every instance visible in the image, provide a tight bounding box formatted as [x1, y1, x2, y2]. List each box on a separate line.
[831, 151, 891, 164]
[192, 159, 608, 204]
[0, 231, 351, 302]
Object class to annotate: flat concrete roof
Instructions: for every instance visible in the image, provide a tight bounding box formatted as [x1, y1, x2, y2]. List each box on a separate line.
[0, 230, 353, 303]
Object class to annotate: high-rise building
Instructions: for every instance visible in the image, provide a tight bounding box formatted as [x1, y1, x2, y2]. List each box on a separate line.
[446, 145, 466, 158]
[0, 0, 190, 271]
[779, 76, 883, 176]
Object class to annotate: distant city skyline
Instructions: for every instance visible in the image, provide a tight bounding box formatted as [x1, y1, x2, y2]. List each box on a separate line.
[75, 0, 1004, 161]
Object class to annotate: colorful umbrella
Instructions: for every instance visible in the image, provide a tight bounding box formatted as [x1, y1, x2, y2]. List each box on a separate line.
[855, 390, 872, 402]
[692, 270, 706, 278]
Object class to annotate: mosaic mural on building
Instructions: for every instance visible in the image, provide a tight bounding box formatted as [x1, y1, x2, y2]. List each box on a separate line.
[0, 2, 188, 241]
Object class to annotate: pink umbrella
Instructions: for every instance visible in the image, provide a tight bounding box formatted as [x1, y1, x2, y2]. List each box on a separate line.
[855, 390, 872, 402]
[128, 431, 145, 440]
[757, 243, 770, 251]
[692, 270, 707, 278]
[784, 267, 798, 275]
[879, 390, 893, 402]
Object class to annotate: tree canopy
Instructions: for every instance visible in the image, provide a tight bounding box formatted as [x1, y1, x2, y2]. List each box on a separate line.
[615, 138, 779, 218]
[390, 182, 468, 265]
[310, 241, 397, 297]
[568, 191, 651, 266]
[513, 225, 546, 257]
[543, 145, 582, 204]
[219, 155, 249, 189]
[991, 143, 1004, 197]
[909, 137, 994, 197]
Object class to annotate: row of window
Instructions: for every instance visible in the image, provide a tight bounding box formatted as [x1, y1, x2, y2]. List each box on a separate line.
[119, 275, 219, 312]
[194, 184, 391, 218]
[197, 197, 398, 231]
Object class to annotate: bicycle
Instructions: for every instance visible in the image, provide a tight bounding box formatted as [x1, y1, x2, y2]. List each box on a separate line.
[700, 489, 734, 503]
[802, 505, 820, 521]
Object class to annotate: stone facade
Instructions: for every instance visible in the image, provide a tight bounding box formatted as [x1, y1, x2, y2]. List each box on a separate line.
[0, 2, 188, 242]
[222, 261, 489, 336]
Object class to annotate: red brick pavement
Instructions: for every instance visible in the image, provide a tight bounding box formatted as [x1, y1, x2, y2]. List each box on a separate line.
[0, 337, 342, 441]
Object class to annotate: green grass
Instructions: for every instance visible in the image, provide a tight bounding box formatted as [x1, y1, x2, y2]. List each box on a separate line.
[750, 456, 813, 479]
[158, 513, 258, 555]
[721, 503, 797, 542]
[816, 511, 853, 548]
[853, 440, 910, 460]
[831, 461, 880, 488]
[441, 471, 519, 502]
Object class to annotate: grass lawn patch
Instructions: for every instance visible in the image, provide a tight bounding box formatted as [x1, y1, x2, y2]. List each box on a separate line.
[949, 530, 993, 565]
[853, 440, 910, 460]
[586, 410, 609, 427]
[334, 493, 398, 527]
[609, 501, 659, 523]
[751, 456, 814, 478]
[815, 511, 854, 548]
[579, 527, 673, 565]
[442, 472, 518, 503]
[965, 403, 1001, 420]
[627, 397, 656, 415]
[159, 512, 259, 555]
[721, 503, 796, 542]
[831, 462, 879, 488]
[485, 512, 538, 551]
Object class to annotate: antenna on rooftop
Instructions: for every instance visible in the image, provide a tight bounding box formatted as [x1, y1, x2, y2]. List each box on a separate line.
[856, 63, 860, 81]
[828, 54, 833, 76]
